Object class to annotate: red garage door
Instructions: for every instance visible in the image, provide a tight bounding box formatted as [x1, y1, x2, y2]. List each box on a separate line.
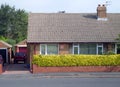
[19, 47, 27, 53]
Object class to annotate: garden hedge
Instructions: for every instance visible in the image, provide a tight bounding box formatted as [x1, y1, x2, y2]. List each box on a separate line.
[32, 55, 120, 67]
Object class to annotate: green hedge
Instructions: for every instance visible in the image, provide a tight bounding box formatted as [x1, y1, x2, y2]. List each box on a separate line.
[32, 55, 120, 67]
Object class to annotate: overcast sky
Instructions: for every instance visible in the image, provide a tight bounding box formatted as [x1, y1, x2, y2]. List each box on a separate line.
[0, 0, 119, 13]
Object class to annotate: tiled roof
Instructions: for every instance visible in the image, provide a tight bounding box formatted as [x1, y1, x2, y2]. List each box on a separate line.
[15, 39, 27, 47]
[27, 13, 120, 43]
[0, 40, 12, 48]
[15, 39, 27, 46]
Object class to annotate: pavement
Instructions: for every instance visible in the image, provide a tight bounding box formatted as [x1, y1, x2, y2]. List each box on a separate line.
[32, 72, 120, 78]
[36, 72, 120, 78]
[0, 72, 120, 79]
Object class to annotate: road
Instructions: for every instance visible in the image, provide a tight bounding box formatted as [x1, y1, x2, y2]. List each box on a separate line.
[0, 74, 120, 87]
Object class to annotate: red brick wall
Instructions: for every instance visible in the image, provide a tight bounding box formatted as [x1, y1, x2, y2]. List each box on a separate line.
[32, 64, 120, 74]
[59, 43, 70, 54]
[27, 43, 40, 71]
[0, 64, 3, 74]
[97, 4, 107, 18]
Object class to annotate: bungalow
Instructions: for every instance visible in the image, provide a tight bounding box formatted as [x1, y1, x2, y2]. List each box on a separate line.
[27, 5, 120, 66]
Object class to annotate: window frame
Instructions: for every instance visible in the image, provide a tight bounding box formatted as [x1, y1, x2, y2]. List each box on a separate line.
[73, 43, 80, 54]
[97, 44, 103, 55]
[40, 44, 59, 55]
[72, 43, 103, 55]
[115, 43, 117, 54]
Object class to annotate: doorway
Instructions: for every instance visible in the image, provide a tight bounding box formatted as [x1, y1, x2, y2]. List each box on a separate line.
[0, 49, 7, 63]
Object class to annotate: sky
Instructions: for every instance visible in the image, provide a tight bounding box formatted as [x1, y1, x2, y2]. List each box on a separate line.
[0, 0, 119, 13]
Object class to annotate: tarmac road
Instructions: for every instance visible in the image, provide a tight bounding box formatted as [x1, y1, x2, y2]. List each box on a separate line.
[0, 77, 120, 87]
[0, 72, 120, 87]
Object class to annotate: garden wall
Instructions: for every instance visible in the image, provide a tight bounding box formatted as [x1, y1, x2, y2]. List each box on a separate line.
[32, 64, 120, 74]
[0, 64, 3, 74]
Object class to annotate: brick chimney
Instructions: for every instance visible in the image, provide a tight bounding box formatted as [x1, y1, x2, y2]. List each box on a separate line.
[97, 4, 107, 21]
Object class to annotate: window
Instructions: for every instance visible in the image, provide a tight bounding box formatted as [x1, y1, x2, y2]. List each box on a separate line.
[117, 44, 120, 54]
[73, 43, 79, 54]
[73, 43, 97, 55]
[80, 43, 96, 54]
[97, 44, 103, 55]
[112, 44, 116, 53]
[41, 44, 46, 54]
[115, 44, 117, 54]
[47, 44, 58, 54]
[40, 44, 58, 55]
[89, 44, 96, 54]
[80, 44, 89, 54]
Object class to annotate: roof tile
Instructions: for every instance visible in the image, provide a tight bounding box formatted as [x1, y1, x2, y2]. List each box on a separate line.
[27, 13, 120, 43]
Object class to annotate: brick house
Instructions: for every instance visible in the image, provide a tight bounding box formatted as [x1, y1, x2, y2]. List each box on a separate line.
[27, 5, 120, 67]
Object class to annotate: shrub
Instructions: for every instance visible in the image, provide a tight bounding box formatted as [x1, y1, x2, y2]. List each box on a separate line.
[32, 54, 120, 67]
[104, 51, 115, 55]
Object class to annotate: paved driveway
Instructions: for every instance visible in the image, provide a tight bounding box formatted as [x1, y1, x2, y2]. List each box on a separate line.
[3, 64, 31, 74]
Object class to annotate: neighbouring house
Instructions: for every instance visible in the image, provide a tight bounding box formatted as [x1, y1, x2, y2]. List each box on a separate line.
[15, 39, 27, 54]
[27, 5, 120, 67]
[0, 40, 12, 64]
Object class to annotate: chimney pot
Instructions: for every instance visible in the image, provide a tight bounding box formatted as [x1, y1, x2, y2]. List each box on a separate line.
[98, 4, 101, 7]
[97, 4, 107, 21]
[102, 4, 105, 6]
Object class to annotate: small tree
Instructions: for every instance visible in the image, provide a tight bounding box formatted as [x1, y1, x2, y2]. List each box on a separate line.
[0, 4, 28, 44]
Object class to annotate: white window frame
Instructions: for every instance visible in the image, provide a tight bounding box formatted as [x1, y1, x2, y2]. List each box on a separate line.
[73, 43, 80, 54]
[40, 44, 46, 55]
[40, 44, 59, 55]
[115, 43, 117, 54]
[97, 44, 103, 55]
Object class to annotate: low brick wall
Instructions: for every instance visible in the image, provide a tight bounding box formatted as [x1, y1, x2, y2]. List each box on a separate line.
[0, 64, 3, 74]
[32, 64, 120, 74]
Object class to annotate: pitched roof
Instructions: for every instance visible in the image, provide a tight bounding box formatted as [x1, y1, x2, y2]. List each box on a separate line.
[15, 39, 27, 47]
[27, 13, 120, 43]
[0, 40, 12, 48]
